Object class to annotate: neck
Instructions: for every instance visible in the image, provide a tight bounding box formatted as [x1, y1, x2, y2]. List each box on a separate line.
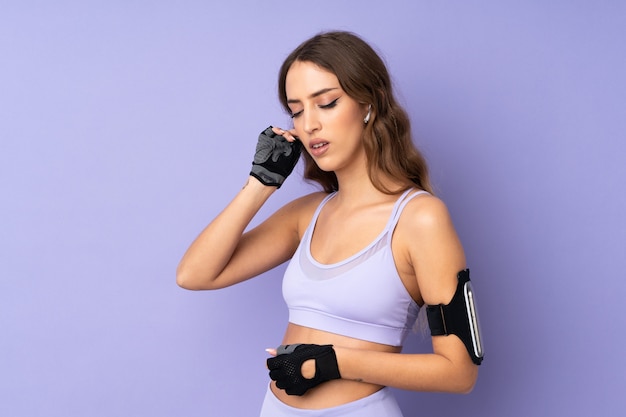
[333, 163, 401, 206]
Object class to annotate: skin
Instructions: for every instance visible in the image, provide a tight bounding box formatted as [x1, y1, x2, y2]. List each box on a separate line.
[176, 61, 478, 409]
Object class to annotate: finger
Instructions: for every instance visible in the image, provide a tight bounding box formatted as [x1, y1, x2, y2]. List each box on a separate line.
[271, 126, 298, 142]
[271, 126, 284, 136]
[286, 129, 299, 142]
[265, 348, 277, 356]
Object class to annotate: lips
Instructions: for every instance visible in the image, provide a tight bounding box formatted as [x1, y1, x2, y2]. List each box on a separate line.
[309, 140, 329, 157]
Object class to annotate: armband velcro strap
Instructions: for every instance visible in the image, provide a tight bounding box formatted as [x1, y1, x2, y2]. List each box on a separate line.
[426, 270, 470, 337]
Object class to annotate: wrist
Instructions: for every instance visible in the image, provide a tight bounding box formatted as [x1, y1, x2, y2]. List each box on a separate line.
[246, 175, 270, 187]
[333, 346, 348, 379]
[333, 346, 369, 383]
[244, 175, 276, 196]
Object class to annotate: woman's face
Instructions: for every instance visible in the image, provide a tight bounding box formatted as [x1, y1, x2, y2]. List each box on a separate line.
[285, 61, 369, 174]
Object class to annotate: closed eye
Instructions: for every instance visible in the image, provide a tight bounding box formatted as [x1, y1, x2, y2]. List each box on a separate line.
[320, 98, 339, 109]
[290, 98, 339, 119]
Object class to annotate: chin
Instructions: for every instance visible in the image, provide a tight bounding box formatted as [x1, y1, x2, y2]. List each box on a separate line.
[310, 157, 338, 173]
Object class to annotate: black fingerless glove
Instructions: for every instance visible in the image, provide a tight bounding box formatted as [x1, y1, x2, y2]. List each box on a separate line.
[250, 126, 301, 188]
[267, 344, 341, 396]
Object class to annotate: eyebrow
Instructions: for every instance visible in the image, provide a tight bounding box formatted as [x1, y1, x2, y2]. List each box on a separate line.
[287, 87, 339, 104]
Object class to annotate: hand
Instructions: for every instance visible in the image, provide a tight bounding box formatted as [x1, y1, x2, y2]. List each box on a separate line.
[266, 344, 341, 396]
[250, 126, 301, 188]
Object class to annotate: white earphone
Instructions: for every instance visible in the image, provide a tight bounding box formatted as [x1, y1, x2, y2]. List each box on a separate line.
[364, 104, 372, 124]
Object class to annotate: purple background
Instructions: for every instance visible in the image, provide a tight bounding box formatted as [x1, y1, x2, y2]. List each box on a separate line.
[2, 1, 625, 416]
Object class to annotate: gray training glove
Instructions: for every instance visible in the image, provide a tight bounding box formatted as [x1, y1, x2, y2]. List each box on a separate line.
[267, 344, 341, 396]
[250, 126, 302, 188]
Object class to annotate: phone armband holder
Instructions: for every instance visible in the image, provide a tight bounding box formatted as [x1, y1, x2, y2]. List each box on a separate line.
[426, 269, 484, 365]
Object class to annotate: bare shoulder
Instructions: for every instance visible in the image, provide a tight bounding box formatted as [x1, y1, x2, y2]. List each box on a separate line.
[279, 191, 328, 217]
[398, 192, 455, 233]
[396, 192, 466, 304]
[284, 191, 328, 210]
[274, 191, 329, 236]
[395, 192, 460, 266]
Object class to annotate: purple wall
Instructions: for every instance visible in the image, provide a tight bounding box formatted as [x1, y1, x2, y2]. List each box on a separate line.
[2, 1, 624, 416]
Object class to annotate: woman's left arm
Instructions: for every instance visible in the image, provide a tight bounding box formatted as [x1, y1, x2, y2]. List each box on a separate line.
[336, 195, 479, 393]
[334, 341, 477, 393]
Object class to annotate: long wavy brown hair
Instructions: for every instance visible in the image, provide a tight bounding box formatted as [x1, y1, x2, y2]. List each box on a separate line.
[278, 31, 433, 195]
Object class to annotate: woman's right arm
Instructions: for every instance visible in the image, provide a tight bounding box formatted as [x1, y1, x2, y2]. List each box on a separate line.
[176, 176, 304, 290]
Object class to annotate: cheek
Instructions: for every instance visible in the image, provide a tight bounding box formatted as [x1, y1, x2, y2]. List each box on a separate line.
[337, 109, 365, 136]
[336, 103, 365, 126]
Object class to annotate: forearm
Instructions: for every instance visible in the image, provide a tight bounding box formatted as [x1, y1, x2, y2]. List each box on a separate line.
[176, 176, 275, 289]
[335, 346, 478, 394]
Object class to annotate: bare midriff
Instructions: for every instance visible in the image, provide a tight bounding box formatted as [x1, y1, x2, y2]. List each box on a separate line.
[269, 322, 401, 410]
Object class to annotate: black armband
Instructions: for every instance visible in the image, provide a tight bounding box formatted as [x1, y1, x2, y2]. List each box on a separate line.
[426, 269, 484, 365]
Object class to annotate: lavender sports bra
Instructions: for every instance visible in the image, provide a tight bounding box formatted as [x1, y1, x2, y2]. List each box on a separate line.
[282, 189, 429, 347]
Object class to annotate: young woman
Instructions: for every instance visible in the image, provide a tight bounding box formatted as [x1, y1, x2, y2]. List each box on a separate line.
[177, 31, 480, 416]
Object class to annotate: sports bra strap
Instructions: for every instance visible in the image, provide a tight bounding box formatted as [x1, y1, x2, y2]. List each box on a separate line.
[306, 189, 430, 248]
[386, 189, 431, 244]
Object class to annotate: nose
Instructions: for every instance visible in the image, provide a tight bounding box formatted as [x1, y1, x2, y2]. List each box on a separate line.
[302, 108, 321, 134]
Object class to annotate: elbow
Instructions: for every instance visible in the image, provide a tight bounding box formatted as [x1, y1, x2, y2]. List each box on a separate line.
[176, 261, 230, 290]
[176, 267, 195, 290]
[454, 365, 479, 394]
[456, 380, 476, 395]
[176, 264, 213, 291]
[442, 377, 476, 395]
[433, 359, 478, 394]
